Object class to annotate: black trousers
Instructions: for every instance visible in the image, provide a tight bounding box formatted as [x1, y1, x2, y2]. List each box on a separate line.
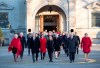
[69, 52, 75, 62]
[65, 49, 69, 56]
[28, 47, 31, 55]
[48, 52, 53, 61]
[20, 49, 24, 59]
[12, 47, 17, 54]
[12, 47, 17, 61]
[76, 48, 79, 54]
[62, 44, 66, 53]
[32, 53, 38, 62]
[41, 52, 46, 60]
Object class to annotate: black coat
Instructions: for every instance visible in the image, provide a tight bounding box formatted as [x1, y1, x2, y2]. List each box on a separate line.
[53, 36, 61, 51]
[47, 40, 54, 53]
[27, 36, 32, 48]
[30, 37, 40, 53]
[35, 37, 40, 50]
[74, 35, 80, 47]
[67, 37, 78, 52]
[18, 36, 27, 50]
[61, 35, 66, 44]
[61, 35, 68, 48]
[64, 36, 69, 49]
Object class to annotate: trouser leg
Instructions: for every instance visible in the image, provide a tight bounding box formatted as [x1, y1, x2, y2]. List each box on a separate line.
[41, 52, 43, 60]
[48, 52, 53, 62]
[32, 53, 35, 62]
[20, 52, 23, 59]
[28, 47, 30, 55]
[65, 49, 69, 57]
[13, 54, 16, 62]
[69, 52, 72, 63]
[50, 53, 53, 61]
[77, 48, 79, 54]
[43, 53, 45, 60]
[20, 49, 24, 59]
[72, 52, 75, 62]
[48, 52, 50, 60]
[63, 44, 66, 54]
[36, 53, 38, 61]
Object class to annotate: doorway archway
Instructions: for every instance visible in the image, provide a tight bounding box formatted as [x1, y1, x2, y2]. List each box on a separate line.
[35, 5, 67, 33]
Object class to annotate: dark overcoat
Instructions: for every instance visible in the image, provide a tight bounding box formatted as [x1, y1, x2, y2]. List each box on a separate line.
[18, 36, 27, 51]
[27, 36, 32, 48]
[47, 40, 54, 53]
[30, 37, 40, 53]
[67, 37, 78, 52]
[53, 36, 61, 51]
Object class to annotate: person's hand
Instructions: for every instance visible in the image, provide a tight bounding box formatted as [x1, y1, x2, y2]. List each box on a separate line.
[46, 48, 47, 51]
[80, 45, 82, 49]
[80, 46, 83, 49]
[10, 46, 13, 48]
[39, 48, 41, 51]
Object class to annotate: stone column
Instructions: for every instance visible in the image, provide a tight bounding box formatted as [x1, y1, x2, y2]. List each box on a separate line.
[40, 15, 44, 32]
[69, 0, 76, 31]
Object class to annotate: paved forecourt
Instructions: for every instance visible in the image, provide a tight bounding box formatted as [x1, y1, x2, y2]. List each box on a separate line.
[0, 45, 100, 68]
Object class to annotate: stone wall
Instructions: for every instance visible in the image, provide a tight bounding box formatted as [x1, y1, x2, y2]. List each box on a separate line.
[76, 0, 100, 44]
[0, 0, 26, 45]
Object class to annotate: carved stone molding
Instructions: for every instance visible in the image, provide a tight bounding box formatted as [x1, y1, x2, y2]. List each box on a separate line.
[86, 1, 100, 9]
[0, 2, 14, 10]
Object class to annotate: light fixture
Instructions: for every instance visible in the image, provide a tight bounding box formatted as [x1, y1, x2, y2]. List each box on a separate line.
[47, 0, 53, 13]
[48, 5, 53, 13]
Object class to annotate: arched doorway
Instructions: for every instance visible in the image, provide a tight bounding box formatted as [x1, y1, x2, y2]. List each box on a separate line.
[35, 5, 66, 32]
[44, 15, 59, 31]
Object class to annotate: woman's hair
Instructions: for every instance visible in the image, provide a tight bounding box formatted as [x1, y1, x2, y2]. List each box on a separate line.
[84, 33, 88, 35]
[84, 33, 88, 37]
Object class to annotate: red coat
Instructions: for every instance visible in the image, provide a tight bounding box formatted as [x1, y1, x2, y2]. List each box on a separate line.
[40, 37, 47, 53]
[8, 38, 22, 58]
[81, 37, 92, 53]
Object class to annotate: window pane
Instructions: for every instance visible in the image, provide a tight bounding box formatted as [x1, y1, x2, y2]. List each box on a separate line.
[92, 12, 100, 27]
[0, 12, 10, 28]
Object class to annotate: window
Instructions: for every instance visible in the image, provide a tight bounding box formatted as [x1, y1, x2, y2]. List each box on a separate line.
[91, 12, 100, 27]
[0, 12, 10, 28]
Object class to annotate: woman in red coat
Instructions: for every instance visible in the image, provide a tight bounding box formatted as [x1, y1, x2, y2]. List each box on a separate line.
[40, 34, 47, 60]
[8, 34, 22, 62]
[81, 33, 92, 62]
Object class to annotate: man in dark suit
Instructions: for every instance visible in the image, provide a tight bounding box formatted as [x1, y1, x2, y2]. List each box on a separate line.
[68, 33, 78, 63]
[74, 32, 80, 54]
[18, 32, 27, 59]
[27, 33, 32, 56]
[27, 29, 32, 55]
[30, 33, 40, 62]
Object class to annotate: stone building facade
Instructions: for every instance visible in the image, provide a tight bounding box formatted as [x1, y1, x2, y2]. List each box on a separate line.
[0, 0, 100, 44]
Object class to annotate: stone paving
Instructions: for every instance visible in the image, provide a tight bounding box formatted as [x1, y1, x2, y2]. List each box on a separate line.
[0, 45, 100, 68]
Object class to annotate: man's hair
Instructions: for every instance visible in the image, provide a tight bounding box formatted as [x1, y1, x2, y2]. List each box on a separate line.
[28, 29, 31, 32]
[70, 29, 74, 32]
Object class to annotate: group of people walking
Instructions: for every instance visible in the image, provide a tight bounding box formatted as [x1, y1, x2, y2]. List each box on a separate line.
[8, 30, 92, 63]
